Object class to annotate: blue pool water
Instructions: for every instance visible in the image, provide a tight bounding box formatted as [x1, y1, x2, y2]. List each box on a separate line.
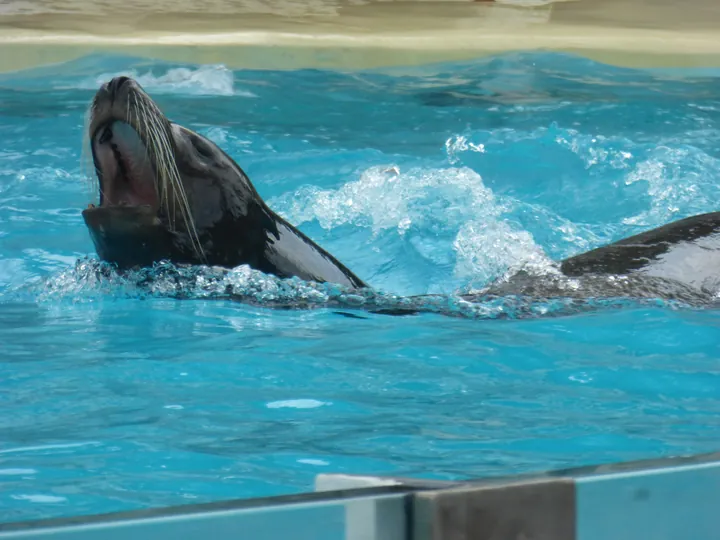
[1, 52, 720, 523]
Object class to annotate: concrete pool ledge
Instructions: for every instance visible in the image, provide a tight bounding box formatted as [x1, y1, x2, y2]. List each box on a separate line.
[1, 0, 720, 72]
[2, 450, 720, 540]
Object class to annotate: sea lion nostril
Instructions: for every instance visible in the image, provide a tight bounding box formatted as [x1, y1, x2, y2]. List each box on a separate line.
[108, 76, 131, 97]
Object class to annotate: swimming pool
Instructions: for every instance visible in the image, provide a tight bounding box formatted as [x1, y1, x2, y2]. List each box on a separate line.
[1, 51, 719, 523]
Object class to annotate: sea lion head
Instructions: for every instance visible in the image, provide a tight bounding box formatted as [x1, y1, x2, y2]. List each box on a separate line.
[82, 76, 367, 289]
[82, 76, 270, 270]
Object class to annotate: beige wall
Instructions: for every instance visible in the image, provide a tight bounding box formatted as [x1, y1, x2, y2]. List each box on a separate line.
[1, 0, 719, 72]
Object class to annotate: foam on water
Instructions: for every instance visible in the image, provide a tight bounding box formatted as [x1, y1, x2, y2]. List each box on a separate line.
[27, 257, 700, 323]
[1, 52, 720, 522]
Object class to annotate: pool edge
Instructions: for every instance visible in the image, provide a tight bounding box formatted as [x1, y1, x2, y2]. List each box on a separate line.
[2, 449, 719, 540]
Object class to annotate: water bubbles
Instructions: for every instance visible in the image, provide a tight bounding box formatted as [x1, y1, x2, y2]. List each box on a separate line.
[621, 146, 720, 227]
[453, 219, 552, 285]
[553, 129, 635, 171]
[569, 372, 594, 384]
[29, 253, 712, 322]
[445, 135, 485, 165]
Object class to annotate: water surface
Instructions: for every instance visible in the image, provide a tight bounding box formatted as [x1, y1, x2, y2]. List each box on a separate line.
[0, 52, 719, 522]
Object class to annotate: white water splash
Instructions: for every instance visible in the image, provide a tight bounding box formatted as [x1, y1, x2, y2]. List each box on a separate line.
[554, 130, 635, 170]
[78, 65, 254, 97]
[27, 257, 703, 321]
[35, 259, 361, 307]
[272, 165, 500, 233]
[622, 146, 720, 227]
[445, 135, 485, 165]
[453, 220, 552, 285]
[270, 165, 552, 285]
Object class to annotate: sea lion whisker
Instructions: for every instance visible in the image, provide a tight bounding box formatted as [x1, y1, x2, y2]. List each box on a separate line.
[126, 91, 131, 135]
[130, 93, 155, 192]
[81, 103, 98, 202]
[143, 100, 176, 226]
[132, 94, 164, 208]
[149, 118, 202, 255]
[135, 95, 170, 216]
[134, 92, 205, 261]
[141, 100, 170, 203]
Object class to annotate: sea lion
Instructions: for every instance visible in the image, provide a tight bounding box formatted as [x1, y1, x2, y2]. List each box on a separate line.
[469, 212, 720, 306]
[82, 76, 366, 290]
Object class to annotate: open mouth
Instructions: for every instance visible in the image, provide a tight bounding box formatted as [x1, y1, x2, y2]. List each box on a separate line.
[90, 120, 159, 211]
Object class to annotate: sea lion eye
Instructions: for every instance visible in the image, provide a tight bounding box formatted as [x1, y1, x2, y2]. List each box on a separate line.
[194, 138, 214, 159]
[99, 125, 113, 144]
